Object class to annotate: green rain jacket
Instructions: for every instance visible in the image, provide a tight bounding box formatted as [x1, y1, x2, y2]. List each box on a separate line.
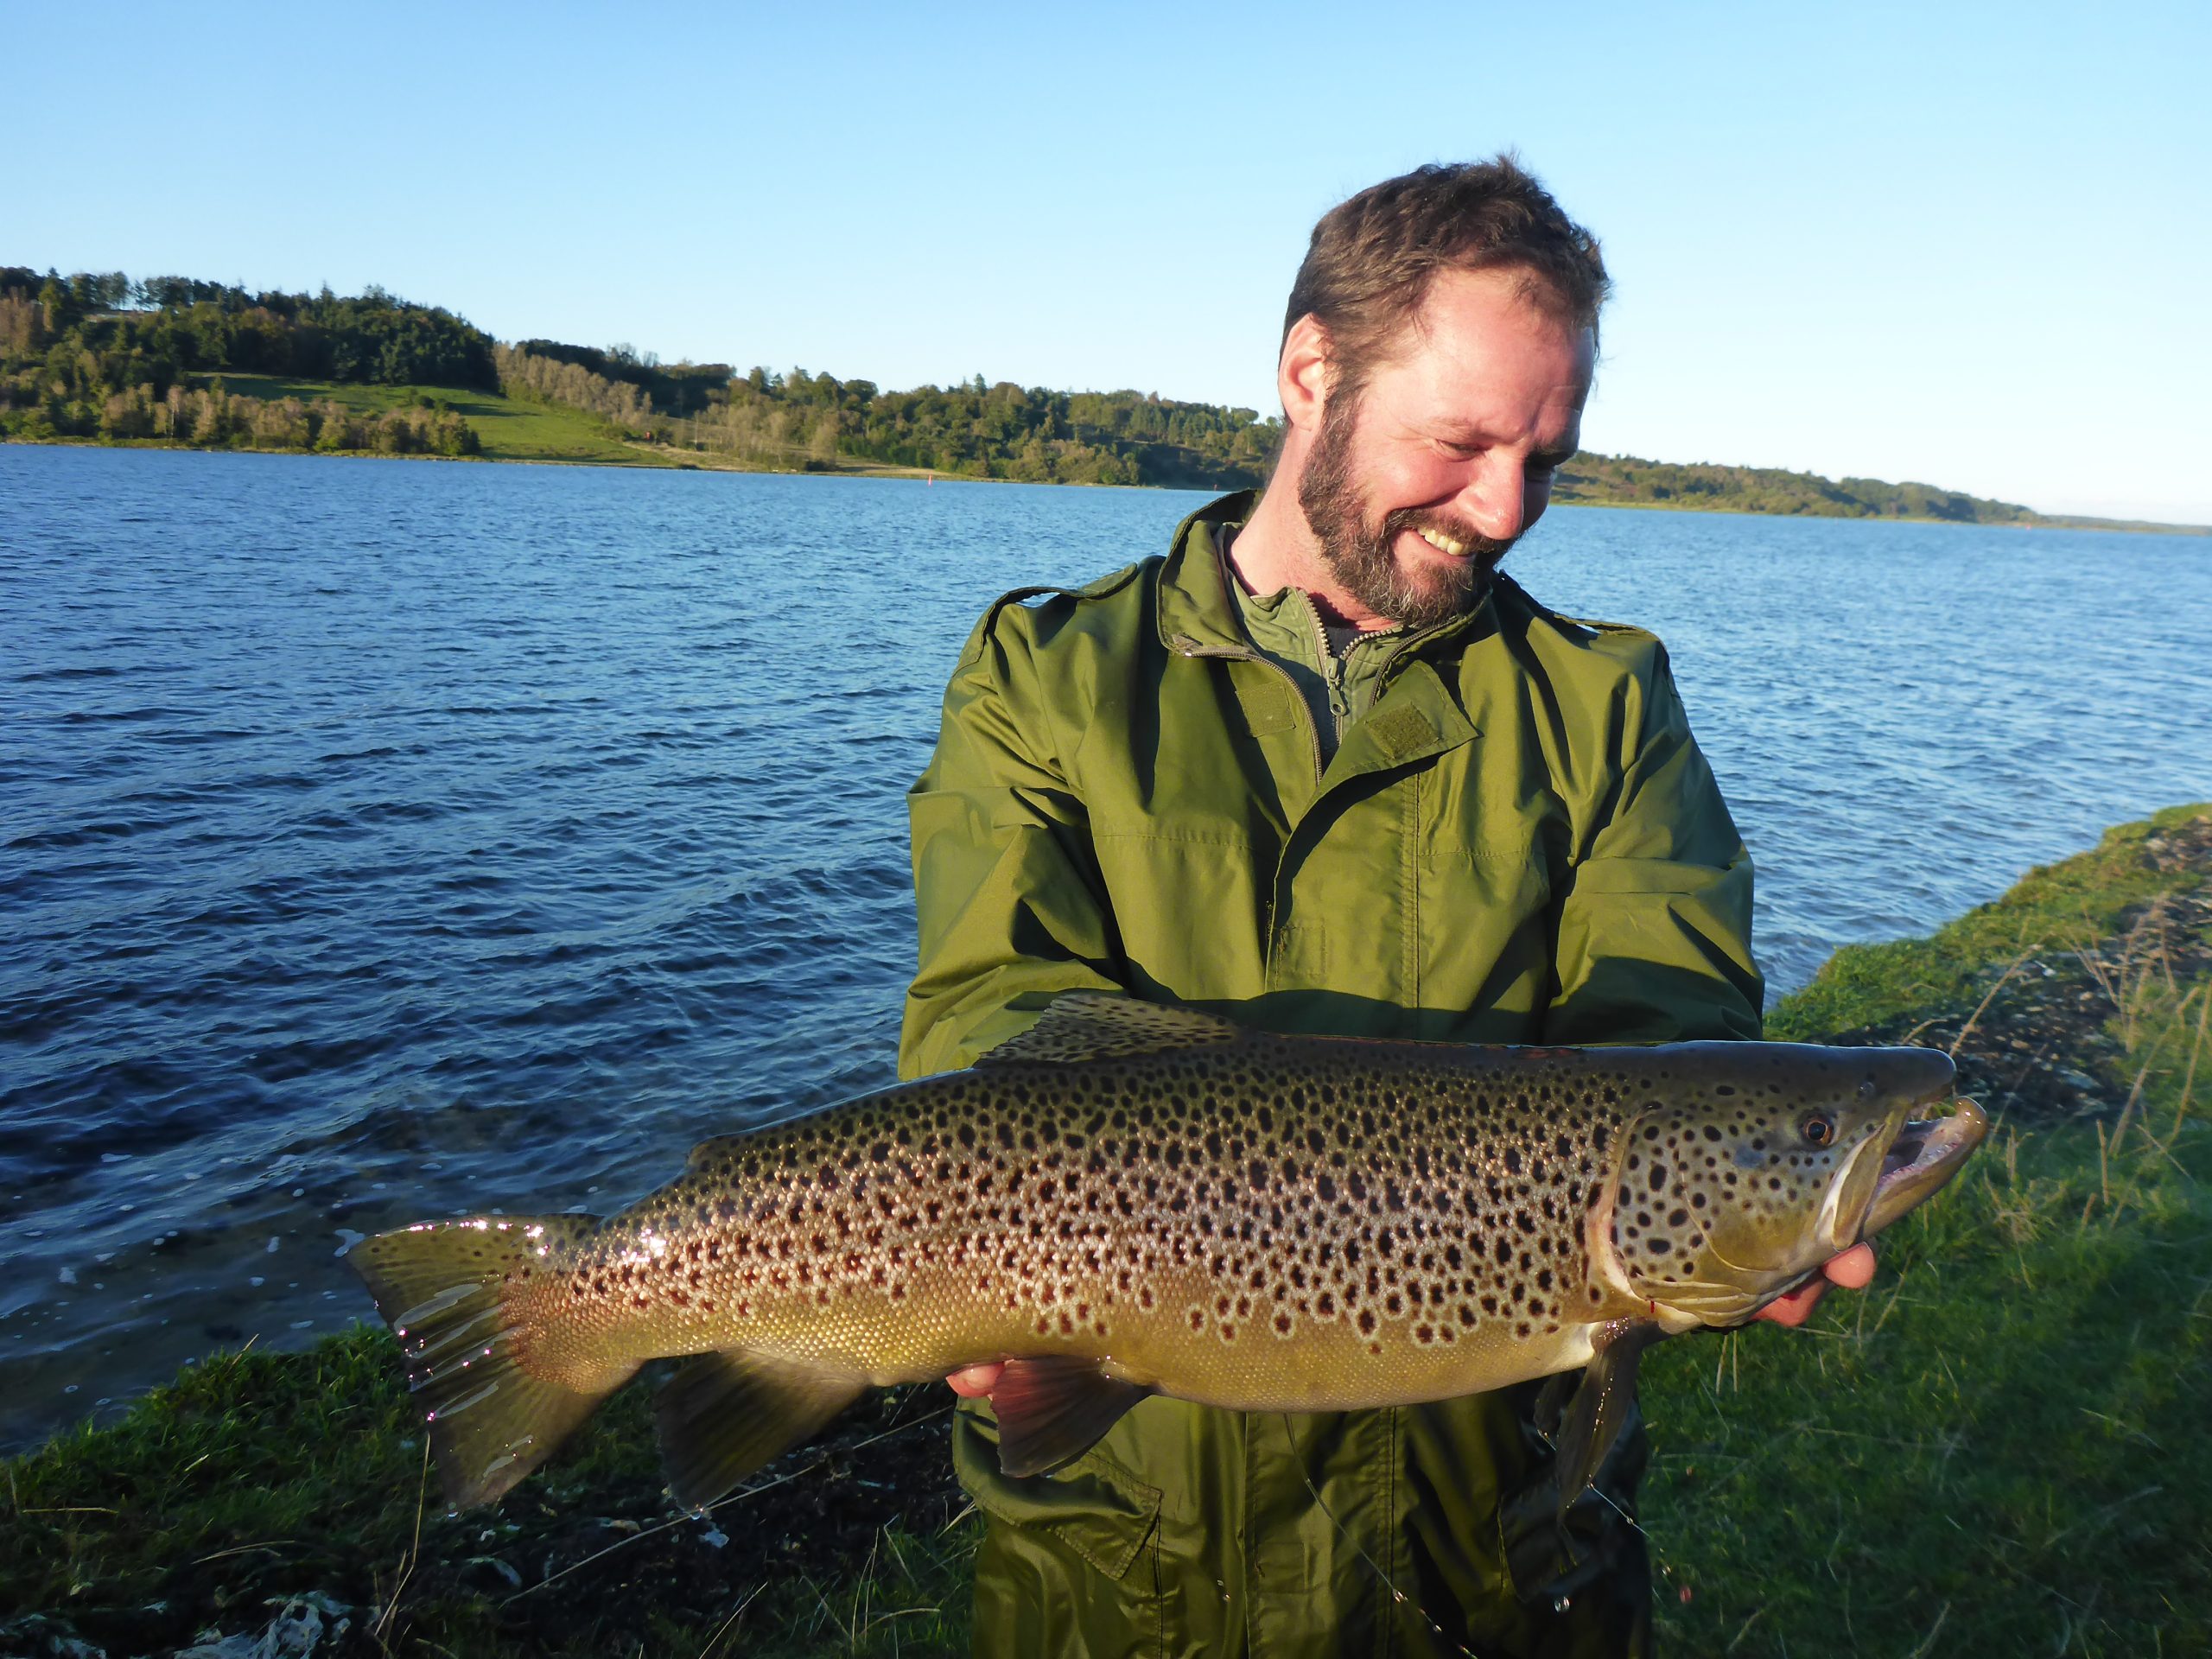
[899, 491, 1764, 1658]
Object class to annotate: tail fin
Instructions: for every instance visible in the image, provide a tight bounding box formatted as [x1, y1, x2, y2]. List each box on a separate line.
[349, 1215, 632, 1510]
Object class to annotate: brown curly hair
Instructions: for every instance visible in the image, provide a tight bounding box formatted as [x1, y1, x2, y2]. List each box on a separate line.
[1284, 155, 1610, 400]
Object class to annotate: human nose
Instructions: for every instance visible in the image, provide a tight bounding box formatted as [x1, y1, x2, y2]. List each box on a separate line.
[1456, 458, 1527, 543]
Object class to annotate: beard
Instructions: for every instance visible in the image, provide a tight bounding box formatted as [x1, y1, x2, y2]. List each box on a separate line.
[1294, 392, 1515, 628]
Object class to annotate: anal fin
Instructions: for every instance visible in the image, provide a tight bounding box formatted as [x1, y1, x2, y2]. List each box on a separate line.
[1548, 1319, 1667, 1517]
[988, 1355, 1153, 1478]
[655, 1350, 865, 1513]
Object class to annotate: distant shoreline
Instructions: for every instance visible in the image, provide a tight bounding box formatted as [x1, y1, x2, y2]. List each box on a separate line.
[5, 434, 2205, 537]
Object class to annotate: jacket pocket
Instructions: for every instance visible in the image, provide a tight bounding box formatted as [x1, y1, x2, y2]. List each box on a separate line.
[953, 1402, 1165, 1581]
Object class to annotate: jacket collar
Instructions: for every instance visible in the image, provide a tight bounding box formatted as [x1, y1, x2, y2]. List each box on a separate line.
[1155, 491, 1259, 655]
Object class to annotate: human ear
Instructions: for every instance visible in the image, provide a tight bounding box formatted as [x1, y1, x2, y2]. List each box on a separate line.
[1277, 314, 1332, 434]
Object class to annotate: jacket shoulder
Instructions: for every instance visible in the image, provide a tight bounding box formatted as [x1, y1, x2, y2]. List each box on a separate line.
[1492, 575, 1670, 678]
[957, 558, 1157, 670]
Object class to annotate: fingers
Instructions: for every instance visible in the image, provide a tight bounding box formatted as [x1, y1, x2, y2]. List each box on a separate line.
[946, 1362, 1005, 1397]
[1823, 1242, 1878, 1290]
[1751, 1243, 1878, 1327]
[1752, 1276, 1826, 1327]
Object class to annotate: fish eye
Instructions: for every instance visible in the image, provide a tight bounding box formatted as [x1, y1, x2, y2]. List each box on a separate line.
[1802, 1115, 1836, 1148]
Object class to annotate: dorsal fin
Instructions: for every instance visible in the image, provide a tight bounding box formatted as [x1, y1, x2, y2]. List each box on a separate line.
[976, 992, 1243, 1067]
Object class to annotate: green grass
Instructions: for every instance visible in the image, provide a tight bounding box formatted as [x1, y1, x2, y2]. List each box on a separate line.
[5, 805, 2207, 1656]
[1766, 802, 2210, 1042]
[0, 1337, 974, 1656]
[209, 373, 657, 466]
[1643, 1027, 2211, 1653]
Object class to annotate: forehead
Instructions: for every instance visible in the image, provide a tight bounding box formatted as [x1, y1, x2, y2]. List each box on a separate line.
[1364, 267, 1594, 422]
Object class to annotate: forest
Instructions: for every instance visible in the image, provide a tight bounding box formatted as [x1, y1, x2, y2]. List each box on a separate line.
[493, 341, 1275, 487]
[1550, 453, 2037, 524]
[0, 269, 490, 453]
[0, 265, 2091, 524]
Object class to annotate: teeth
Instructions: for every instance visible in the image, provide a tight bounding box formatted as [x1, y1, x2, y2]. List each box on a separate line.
[1416, 526, 1468, 557]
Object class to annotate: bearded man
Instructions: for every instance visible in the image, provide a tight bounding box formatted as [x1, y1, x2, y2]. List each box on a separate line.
[899, 157, 1871, 1658]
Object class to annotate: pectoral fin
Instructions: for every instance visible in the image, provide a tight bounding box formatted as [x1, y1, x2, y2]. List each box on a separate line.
[1548, 1319, 1668, 1516]
[988, 1355, 1153, 1478]
[654, 1350, 865, 1514]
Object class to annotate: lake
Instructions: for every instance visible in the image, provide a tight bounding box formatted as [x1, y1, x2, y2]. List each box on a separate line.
[3, 443, 2208, 1450]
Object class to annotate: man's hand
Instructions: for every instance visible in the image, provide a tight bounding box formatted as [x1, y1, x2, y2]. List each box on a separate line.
[1751, 1242, 1877, 1328]
[948, 1363, 1003, 1397]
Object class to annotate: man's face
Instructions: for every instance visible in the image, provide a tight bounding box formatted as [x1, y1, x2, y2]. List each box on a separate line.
[1295, 267, 1594, 628]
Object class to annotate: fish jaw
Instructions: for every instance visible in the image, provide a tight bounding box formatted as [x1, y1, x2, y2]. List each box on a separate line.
[1609, 1043, 1967, 1326]
[1861, 1096, 1989, 1238]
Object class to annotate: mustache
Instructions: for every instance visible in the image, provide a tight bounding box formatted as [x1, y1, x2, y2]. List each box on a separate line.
[1382, 507, 1516, 570]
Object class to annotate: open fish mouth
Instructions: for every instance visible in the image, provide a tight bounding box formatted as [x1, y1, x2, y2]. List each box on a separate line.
[1863, 1094, 1989, 1237]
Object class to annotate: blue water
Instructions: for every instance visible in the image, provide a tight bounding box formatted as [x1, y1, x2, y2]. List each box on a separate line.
[3, 443, 2208, 1449]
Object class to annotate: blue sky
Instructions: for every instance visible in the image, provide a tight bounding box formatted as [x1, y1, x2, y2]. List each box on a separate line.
[16, 2, 2209, 521]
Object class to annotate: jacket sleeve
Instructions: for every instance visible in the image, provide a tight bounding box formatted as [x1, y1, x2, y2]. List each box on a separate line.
[898, 601, 1129, 1079]
[1542, 644, 1765, 1045]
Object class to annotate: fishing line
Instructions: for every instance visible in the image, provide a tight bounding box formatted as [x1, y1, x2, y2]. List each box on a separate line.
[503, 1404, 953, 1606]
[1527, 1419, 1653, 1548]
[1276, 1412, 1488, 1659]
[1526, 1418, 1683, 1617]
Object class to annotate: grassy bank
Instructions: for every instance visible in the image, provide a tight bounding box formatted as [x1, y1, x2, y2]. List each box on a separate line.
[1644, 803, 2212, 1654]
[210, 375, 653, 467]
[10, 375, 944, 479]
[3, 806, 2206, 1656]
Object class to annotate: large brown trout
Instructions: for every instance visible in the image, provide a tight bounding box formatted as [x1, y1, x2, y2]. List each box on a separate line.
[351, 994, 1986, 1513]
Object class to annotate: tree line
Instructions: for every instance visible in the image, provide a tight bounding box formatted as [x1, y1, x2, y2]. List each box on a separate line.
[0, 267, 493, 450]
[718, 370, 1280, 487]
[493, 343, 654, 429]
[1552, 453, 2036, 524]
[492, 346, 1281, 487]
[115, 382, 480, 455]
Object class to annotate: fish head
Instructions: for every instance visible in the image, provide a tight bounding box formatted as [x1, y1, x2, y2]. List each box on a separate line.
[1595, 1044, 1986, 1328]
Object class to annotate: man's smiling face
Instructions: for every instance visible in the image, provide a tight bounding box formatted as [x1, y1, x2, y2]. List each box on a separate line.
[1295, 266, 1595, 628]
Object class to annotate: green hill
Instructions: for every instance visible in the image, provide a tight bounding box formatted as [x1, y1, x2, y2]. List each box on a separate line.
[212, 374, 646, 466]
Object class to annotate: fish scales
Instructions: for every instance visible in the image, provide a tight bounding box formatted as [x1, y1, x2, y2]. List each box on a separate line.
[350, 993, 1986, 1511]
[528, 1038, 1627, 1409]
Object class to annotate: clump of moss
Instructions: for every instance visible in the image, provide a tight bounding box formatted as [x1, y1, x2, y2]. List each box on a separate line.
[1768, 802, 2211, 1045]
